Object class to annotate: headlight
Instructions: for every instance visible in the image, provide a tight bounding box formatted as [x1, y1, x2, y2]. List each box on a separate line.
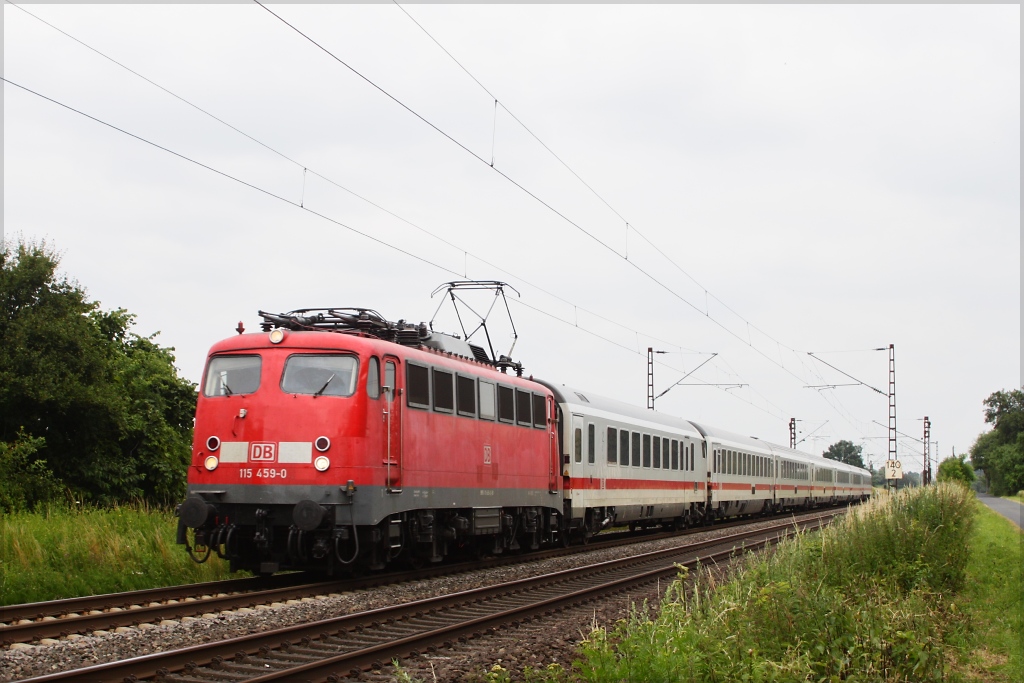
[269, 328, 286, 344]
[206, 435, 220, 451]
[315, 436, 331, 452]
[204, 455, 219, 471]
[314, 456, 330, 472]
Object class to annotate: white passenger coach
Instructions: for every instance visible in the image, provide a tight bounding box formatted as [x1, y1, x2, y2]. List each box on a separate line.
[539, 382, 872, 538]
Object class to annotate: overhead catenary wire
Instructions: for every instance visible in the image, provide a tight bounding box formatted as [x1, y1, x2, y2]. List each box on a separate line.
[5, 0, 710, 360]
[10, 4, 882, 436]
[252, 0, 830, 391]
[4, 75, 782, 420]
[389, 1, 829, 380]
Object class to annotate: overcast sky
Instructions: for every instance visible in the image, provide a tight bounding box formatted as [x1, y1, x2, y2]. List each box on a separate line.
[4, 3, 1020, 471]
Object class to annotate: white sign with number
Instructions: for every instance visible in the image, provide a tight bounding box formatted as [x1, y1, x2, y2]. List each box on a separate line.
[885, 459, 903, 480]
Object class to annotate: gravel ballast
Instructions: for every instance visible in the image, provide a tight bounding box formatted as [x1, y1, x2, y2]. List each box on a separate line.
[2, 512, 828, 682]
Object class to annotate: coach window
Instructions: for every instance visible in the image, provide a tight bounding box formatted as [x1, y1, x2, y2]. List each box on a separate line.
[652, 436, 661, 468]
[664, 440, 670, 469]
[516, 389, 532, 427]
[204, 355, 261, 397]
[574, 427, 582, 463]
[607, 427, 617, 464]
[643, 434, 651, 468]
[479, 380, 496, 420]
[406, 363, 430, 409]
[366, 357, 381, 399]
[497, 385, 515, 423]
[456, 375, 476, 417]
[670, 440, 677, 470]
[432, 369, 454, 413]
[588, 424, 596, 464]
[620, 430, 630, 467]
[532, 394, 546, 428]
[631, 432, 641, 467]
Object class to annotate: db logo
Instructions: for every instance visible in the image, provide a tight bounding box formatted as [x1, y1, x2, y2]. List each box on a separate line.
[249, 442, 277, 462]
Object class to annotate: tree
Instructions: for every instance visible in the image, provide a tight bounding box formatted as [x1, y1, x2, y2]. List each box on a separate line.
[937, 455, 976, 487]
[0, 240, 197, 506]
[970, 388, 1024, 496]
[822, 440, 865, 468]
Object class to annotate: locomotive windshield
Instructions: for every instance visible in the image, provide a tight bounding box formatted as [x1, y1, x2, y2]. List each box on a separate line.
[281, 354, 358, 397]
[203, 355, 262, 397]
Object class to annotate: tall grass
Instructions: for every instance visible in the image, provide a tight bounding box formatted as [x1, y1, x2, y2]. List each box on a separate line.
[572, 484, 978, 682]
[0, 503, 240, 605]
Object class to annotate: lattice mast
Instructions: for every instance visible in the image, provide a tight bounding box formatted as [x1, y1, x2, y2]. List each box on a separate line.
[647, 348, 655, 410]
[888, 344, 897, 489]
[923, 416, 931, 485]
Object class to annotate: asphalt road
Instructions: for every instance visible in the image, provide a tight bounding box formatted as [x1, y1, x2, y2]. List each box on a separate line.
[977, 494, 1023, 529]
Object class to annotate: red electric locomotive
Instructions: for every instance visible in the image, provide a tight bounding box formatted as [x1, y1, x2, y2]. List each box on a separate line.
[176, 307, 565, 574]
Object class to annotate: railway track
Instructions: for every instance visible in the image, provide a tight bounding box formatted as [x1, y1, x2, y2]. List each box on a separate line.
[1, 511, 805, 645]
[16, 510, 840, 683]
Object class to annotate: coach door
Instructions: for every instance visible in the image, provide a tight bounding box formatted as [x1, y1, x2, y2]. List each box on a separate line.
[548, 396, 560, 493]
[383, 357, 403, 492]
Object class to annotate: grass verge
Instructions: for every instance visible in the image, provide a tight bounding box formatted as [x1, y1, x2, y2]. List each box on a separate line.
[1, 504, 240, 605]
[538, 484, 1020, 683]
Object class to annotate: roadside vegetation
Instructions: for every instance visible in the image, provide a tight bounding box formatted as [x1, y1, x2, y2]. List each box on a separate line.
[0, 503, 239, 605]
[970, 388, 1024, 497]
[501, 483, 1019, 683]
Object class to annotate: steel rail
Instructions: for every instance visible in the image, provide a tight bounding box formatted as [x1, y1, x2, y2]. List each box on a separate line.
[2, 507, 828, 644]
[19, 511, 839, 683]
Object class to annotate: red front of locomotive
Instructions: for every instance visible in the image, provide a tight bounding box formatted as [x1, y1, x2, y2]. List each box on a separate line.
[189, 329, 385, 484]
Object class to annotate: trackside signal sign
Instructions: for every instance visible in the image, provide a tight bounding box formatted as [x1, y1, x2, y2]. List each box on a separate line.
[885, 459, 903, 480]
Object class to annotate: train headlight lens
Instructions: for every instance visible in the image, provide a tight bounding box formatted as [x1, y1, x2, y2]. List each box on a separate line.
[314, 456, 330, 472]
[206, 435, 221, 451]
[314, 436, 331, 452]
[204, 455, 219, 471]
[269, 328, 286, 344]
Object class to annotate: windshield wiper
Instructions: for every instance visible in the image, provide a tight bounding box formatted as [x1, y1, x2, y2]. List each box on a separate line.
[222, 381, 233, 396]
[313, 373, 336, 397]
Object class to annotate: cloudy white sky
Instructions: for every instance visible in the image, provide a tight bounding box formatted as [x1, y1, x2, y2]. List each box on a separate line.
[4, 3, 1020, 471]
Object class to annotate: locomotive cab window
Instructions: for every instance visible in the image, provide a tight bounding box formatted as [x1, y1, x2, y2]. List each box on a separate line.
[479, 380, 496, 420]
[281, 355, 358, 397]
[204, 355, 261, 397]
[456, 375, 476, 417]
[407, 363, 430, 409]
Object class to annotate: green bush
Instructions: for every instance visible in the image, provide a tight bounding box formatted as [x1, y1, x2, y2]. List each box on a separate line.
[0, 430, 63, 512]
